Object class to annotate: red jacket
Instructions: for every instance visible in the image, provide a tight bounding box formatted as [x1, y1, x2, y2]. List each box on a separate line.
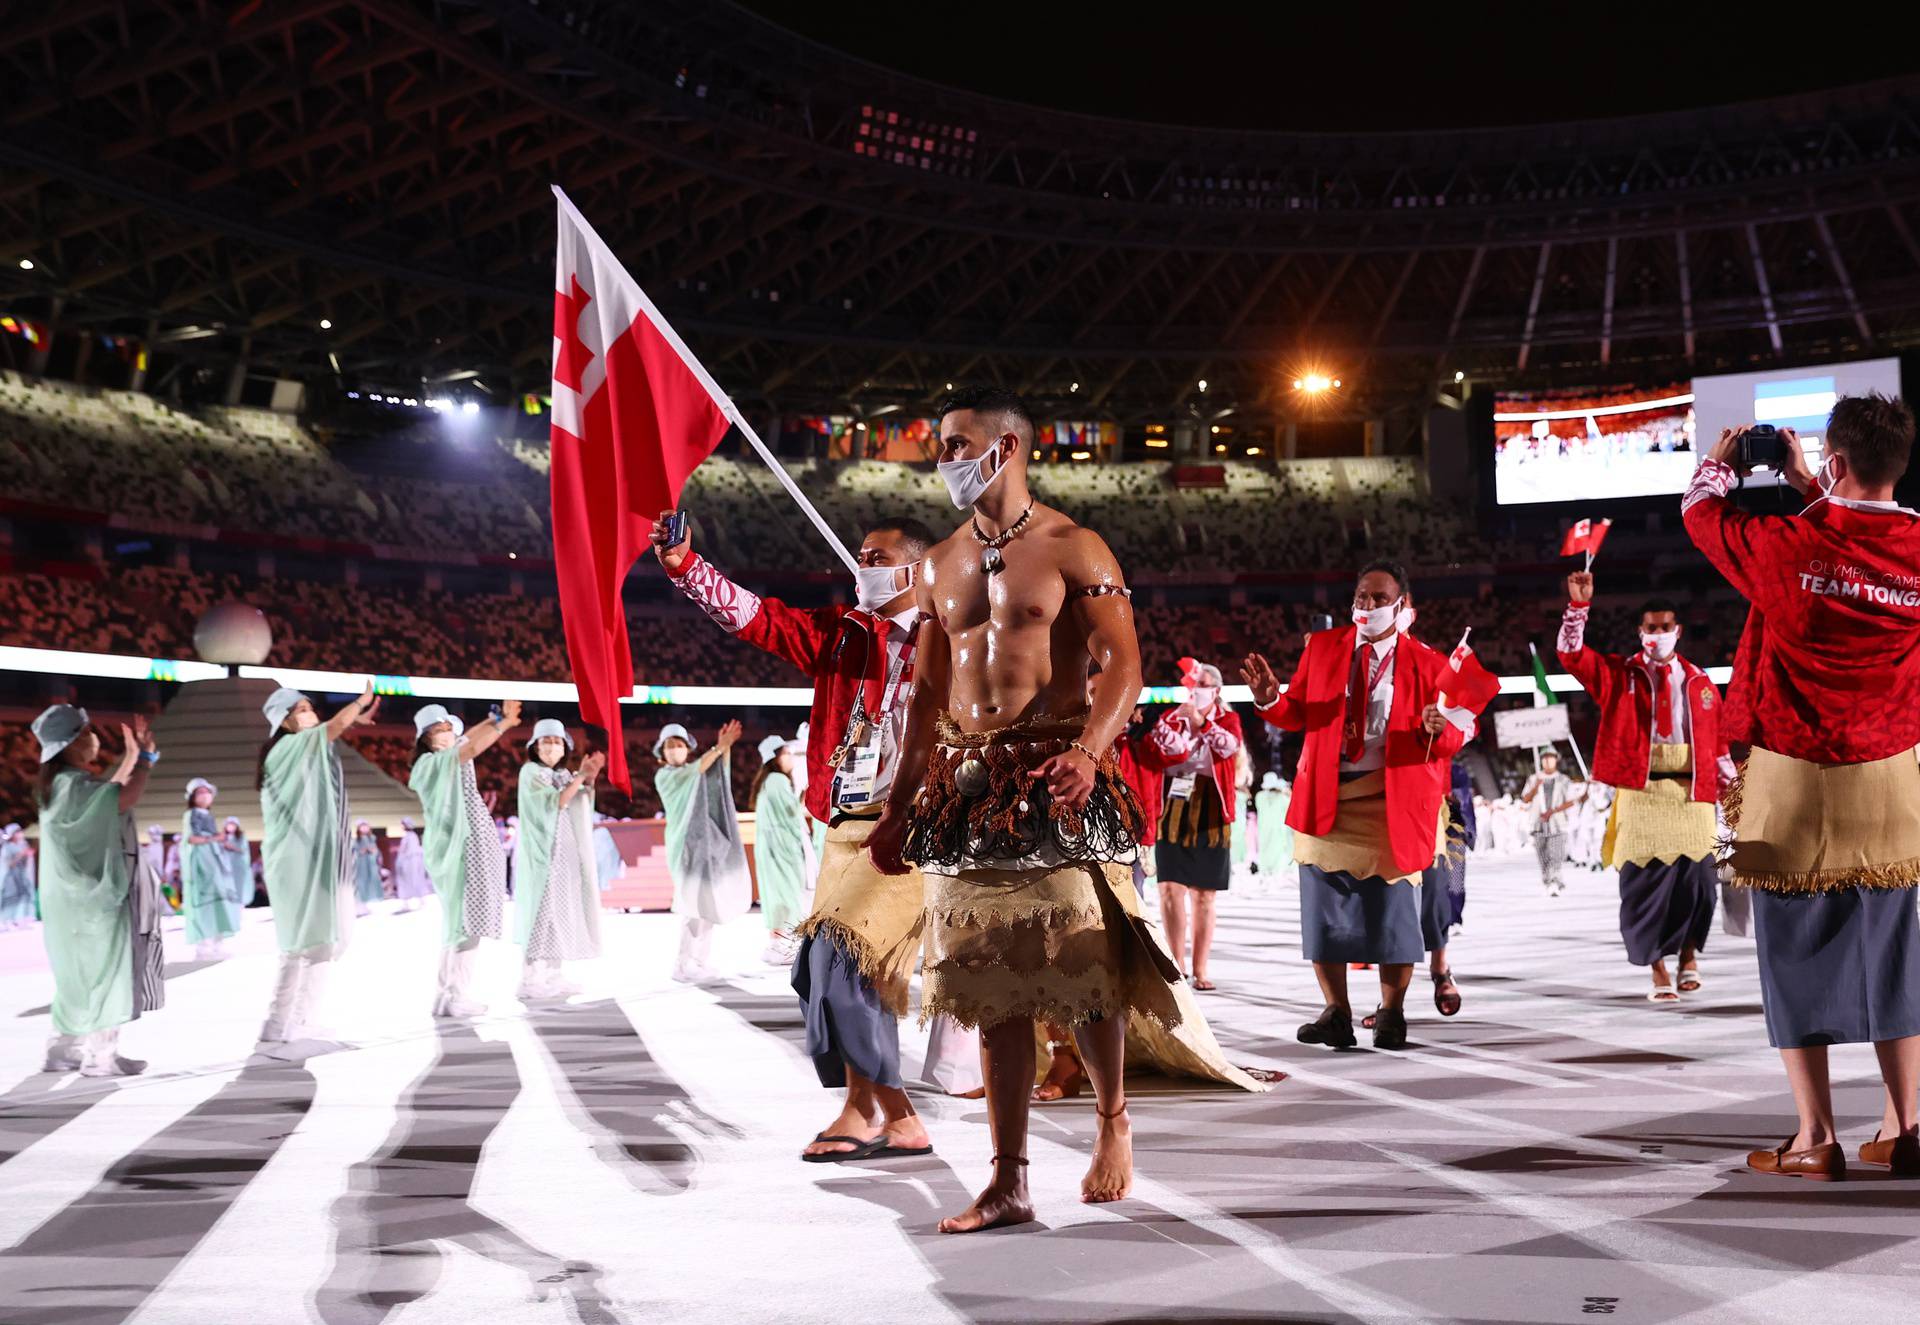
[1557, 603, 1724, 802]
[1684, 459, 1920, 764]
[1256, 625, 1473, 878]
[1142, 706, 1244, 824]
[1115, 732, 1163, 847]
[667, 553, 913, 823]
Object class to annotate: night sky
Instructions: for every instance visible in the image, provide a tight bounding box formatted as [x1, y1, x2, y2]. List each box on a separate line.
[735, 1, 1916, 132]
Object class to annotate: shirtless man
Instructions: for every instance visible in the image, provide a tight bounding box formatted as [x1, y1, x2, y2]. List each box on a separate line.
[872, 385, 1178, 1234]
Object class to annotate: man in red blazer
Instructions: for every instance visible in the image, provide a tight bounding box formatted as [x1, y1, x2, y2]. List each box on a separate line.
[1241, 562, 1489, 1050]
[654, 510, 939, 1164]
[1559, 570, 1728, 1002]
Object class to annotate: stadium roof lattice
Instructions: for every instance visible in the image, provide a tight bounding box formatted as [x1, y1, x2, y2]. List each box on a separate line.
[3, 0, 1920, 424]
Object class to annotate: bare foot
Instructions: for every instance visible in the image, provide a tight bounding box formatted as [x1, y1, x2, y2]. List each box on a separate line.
[1082, 1107, 1133, 1204]
[953, 1086, 985, 1100]
[938, 1165, 1034, 1234]
[1033, 1051, 1087, 1102]
[802, 1103, 879, 1157]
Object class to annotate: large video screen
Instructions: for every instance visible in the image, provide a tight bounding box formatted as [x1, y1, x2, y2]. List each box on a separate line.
[1493, 383, 1695, 505]
[1691, 357, 1903, 489]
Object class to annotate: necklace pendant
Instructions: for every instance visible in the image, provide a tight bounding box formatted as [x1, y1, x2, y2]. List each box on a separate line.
[981, 546, 1004, 575]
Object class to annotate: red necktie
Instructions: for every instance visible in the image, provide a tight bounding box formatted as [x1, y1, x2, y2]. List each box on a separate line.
[863, 616, 892, 718]
[1345, 646, 1384, 763]
[1650, 660, 1673, 740]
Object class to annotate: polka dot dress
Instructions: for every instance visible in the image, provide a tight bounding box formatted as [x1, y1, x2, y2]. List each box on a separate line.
[459, 760, 506, 941]
[525, 771, 598, 961]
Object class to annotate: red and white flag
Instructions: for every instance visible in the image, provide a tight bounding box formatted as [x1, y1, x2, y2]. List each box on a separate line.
[550, 188, 730, 792]
[1440, 629, 1503, 726]
[1557, 517, 1612, 561]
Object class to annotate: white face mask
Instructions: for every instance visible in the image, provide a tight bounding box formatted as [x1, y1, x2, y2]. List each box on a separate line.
[937, 442, 1006, 509]
[1189, 686, 1218, 712]
[1816, 454, 1838, 497]
[854, 562, 915, 613]
[1640, 630, 1678, 661]
[1352, 598, 1411, 638]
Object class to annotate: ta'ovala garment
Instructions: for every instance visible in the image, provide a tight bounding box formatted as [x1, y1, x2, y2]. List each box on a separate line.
[260, 725, 354, 956]
[39, 768, 165, 1035]
[409, 748, 506, 946]
[513, 763, 602, 961]
[390, 826, 432, 900]
[753, 770, 809, 932]
[182, 806, 240, 943]
[655, 758, 751, 924]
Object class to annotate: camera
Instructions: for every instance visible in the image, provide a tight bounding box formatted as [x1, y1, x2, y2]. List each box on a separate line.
[658, 510, 690, 546]
[1738, 425, 1791, 473]
[1308, 612, 1335, 633]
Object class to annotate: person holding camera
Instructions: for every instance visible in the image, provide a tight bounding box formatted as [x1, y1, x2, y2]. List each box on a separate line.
[1558, 573, 1726, 1001]
[1684, 394, 1920, 1181]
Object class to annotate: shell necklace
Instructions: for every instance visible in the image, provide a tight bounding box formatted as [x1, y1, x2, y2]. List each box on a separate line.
[970, 502, 1034, 574]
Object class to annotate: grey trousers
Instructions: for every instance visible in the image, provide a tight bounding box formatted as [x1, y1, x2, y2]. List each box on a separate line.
[1533, 832, 1568, 889]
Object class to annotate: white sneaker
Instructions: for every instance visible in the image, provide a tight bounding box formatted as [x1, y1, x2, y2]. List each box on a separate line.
[42, 1052, 83, 1073]
[434, 997, 488, 1019]
[671, 964, 718, 984]
[80, 1056, 147, 1078]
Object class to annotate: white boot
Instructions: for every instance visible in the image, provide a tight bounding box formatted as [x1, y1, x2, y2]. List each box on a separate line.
[78, 1027, 146, 1078]
[43, 1034, 85, 1073]
[434, 941, 487, 1017]
[672, 918, 716, 982]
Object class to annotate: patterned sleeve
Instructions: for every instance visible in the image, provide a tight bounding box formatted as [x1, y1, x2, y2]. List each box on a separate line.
[1199, 713, 1241, 758]
[1682, 457, 1793, 609]
[665, 552, 762, 633]
[1148, 710, 1197, 760]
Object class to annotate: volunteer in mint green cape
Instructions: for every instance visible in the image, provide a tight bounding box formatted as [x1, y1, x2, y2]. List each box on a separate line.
[258, 681, 378, 1054]
[1254, 772, 1294, 878]
[654, 719, 751, 982]
[750, 732, 808, 962]
[409, 698, 519, 1019]
[592, 815, 622, 892]
[513, 719, 606, 1001]
[218, 816, 256, 909]
[0, 824, 35, 930]
[32, 704, 165, 1077]
[350, 820, 384, 915]
[181, 776, 240, 958]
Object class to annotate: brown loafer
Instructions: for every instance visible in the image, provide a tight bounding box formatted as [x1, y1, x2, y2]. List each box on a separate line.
[1746, 1138, 1846, 1181]
[1858, 1132, 1920, 1175]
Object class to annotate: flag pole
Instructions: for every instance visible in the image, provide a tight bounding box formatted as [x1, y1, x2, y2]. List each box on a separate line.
[551, 186, 861, 576]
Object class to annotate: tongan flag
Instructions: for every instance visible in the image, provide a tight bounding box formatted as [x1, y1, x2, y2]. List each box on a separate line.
[1557, 517, 1612, 560]
[1439, 629, 1502, 732]
[550, 188, 730, 792]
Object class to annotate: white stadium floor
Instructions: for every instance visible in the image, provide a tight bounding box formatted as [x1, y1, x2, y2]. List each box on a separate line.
[1, 853, 1916, 1325]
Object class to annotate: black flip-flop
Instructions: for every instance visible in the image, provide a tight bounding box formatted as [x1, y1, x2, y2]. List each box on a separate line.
[870, 1142, 934, 1158]
[800, 1133, 888, 1163]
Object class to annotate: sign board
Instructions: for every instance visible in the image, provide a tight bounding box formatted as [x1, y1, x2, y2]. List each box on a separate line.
[1493, 705, 1571, 750]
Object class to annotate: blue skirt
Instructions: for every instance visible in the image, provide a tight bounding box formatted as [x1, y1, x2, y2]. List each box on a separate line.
[1300, 864, 1425, 964]
[1617, 857, 1716, 966]
[1418, 861, 1456, 952]
[791, 928, 903, 1089]
[1752, 886, 1920, 1048]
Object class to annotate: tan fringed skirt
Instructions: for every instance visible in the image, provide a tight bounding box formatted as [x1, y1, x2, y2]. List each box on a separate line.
[920, 855, 1184, 1032]
[1289, 769, 1446, 886]
[793, 814, 925, 1017]
[1726, 744, 1920, 893]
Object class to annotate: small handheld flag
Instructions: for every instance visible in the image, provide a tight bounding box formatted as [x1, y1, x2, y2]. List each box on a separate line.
[1558, 517, 1613, 571]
